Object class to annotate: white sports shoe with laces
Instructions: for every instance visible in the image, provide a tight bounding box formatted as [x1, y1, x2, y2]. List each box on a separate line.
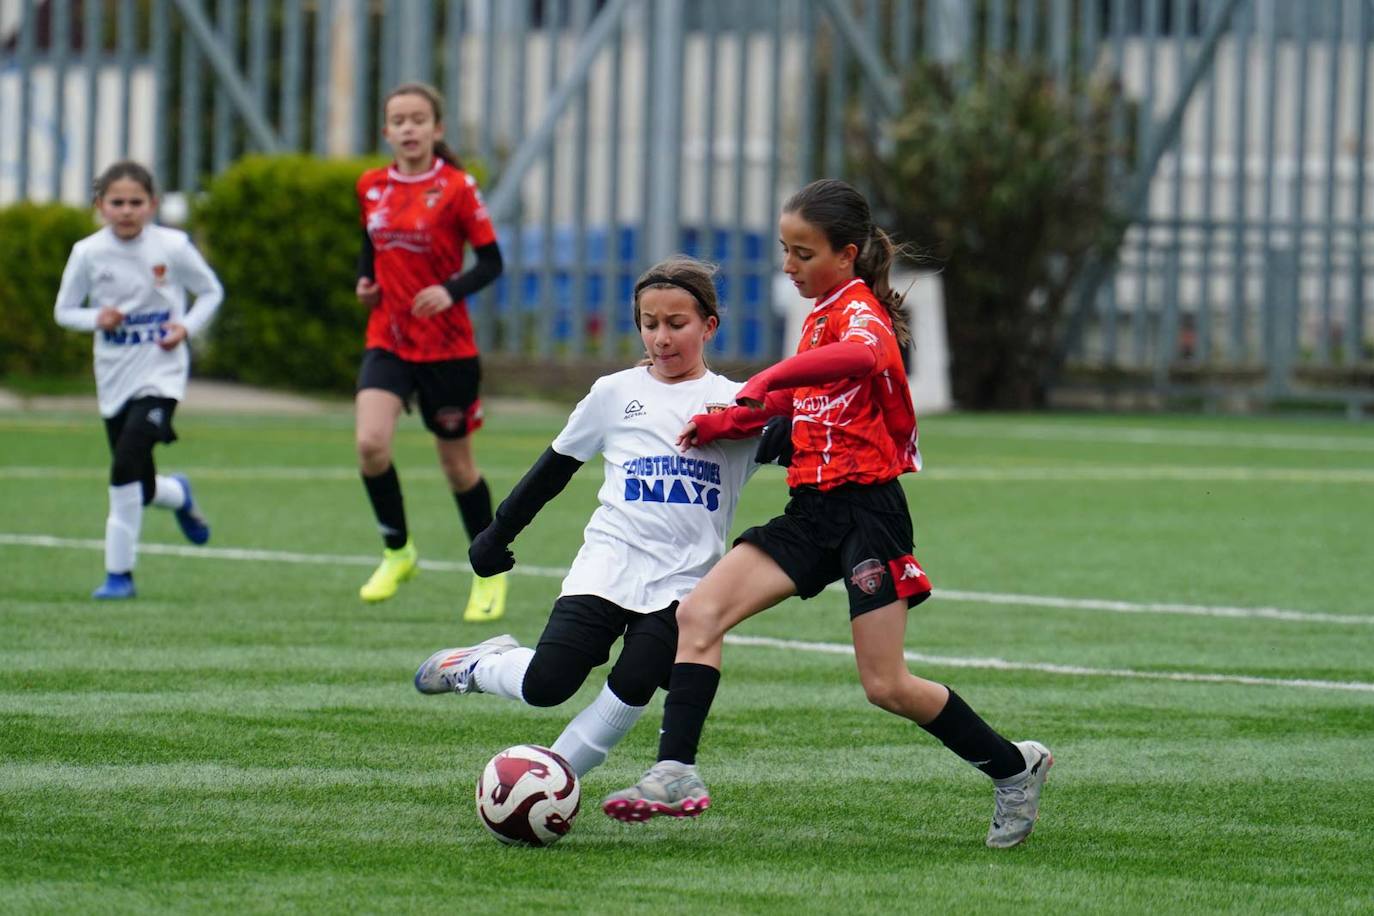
[986, 740, 1053, 848]
[602, 760, 712, 822]
[413, 634, 519, 695]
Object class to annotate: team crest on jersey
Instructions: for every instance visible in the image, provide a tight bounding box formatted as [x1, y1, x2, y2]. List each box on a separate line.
[809, 315, 828, 348]
[849, 558, 885, 596]
[703, 402, 729, 414]
[424, 186, 442, 208]
[151, 264, 167, 286]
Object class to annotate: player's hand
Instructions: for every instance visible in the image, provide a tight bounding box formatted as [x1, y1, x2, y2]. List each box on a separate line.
[411, 285, 453, 317]
[469, 525, 516, 577]
[158, 322, 188, 351]
[735, 376, 768, 409]
[95, 306, 123, 331]
[676, 420, 701, 451]
[356, 277, 381, 308]
[754, 416, 793, 466]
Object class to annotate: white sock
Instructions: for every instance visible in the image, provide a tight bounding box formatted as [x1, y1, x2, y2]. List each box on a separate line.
[105, 482, 143, 573]
[473, 647, 534, 700]
[550, 683, 647, 777]
[151, 475, 187, 509]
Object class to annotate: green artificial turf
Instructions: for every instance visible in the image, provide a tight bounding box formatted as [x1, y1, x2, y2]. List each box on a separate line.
[2, 405, 1371, 914]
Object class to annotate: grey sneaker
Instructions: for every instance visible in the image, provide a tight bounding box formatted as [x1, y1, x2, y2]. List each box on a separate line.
[986, 740, 1053, 848]
[601, 760, 712, 822]
[413, 634, 519, 694]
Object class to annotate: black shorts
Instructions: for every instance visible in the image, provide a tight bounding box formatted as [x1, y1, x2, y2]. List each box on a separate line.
[536, 594, 679, 665]
[103, 396, 179, 451]
[357, 347, 483, 439]
[735, 479, 932, 619]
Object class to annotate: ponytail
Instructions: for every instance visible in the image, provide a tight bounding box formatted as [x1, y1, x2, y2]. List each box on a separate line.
[433, 140, 463, 170]
[856, 226, 911, 349]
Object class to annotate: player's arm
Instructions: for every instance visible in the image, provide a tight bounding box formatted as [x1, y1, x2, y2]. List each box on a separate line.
[53, 248, 100, 332]
[734, 341, 877, 407]
[678, 388, 793, 449]
[174, 238, 225, 341]
[469, 446, 583, 576]
[441, 241, 503, 303]
[356, 229, 380, 307]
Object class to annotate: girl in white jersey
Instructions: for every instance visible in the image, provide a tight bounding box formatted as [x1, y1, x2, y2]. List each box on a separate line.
[53, 161, 224, 599]
[412, 256, 763, 778]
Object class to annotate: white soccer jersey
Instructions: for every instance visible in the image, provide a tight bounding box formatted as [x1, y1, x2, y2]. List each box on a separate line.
[551, 366, 760, 612]
[54, 224, 224, 417]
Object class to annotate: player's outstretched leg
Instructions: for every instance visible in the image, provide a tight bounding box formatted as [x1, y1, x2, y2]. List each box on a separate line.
[92, 571, 136, 600]
[986, 740, 1053, 849]
[170, 474, 210, 545]
[360, 540, 418, 602]
[602, 761, 711, 822]
[463, 571, 508, 622]
[413, 634, 520, 694]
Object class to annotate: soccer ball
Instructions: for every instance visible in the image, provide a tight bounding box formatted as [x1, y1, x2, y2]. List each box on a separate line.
[475, 744, 581, 846]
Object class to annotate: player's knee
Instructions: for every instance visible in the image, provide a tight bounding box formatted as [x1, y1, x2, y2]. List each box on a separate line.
[605, 669, 657, 708]
[109, 454, 143, 488]
[861, 675, 904, 713]
[520, 658, 583, 708]
[675, 596, 725, 650]
[356, 432, 391, 471]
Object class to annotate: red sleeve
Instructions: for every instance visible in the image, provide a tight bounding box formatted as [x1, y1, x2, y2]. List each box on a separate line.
[455, 175, 497, 248]
[735, 341, 877, 406]
[690, 389, 793, 445]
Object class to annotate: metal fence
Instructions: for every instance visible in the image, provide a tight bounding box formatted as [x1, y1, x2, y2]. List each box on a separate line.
[2, 0, 1372, 410]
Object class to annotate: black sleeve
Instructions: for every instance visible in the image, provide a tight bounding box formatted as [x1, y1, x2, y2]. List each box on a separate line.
[489, 446, 582, 540]
[441, 241, 503, 302]
[357, 228, 375, 281]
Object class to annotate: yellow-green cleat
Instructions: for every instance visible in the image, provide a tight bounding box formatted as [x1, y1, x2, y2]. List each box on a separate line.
[359, 540, 418, 602]
[462, 571, 508, 622]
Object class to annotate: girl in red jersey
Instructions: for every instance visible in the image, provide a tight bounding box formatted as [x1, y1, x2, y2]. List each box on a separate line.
[354, 82, 507, 621]
[604, 179, 1052, 849]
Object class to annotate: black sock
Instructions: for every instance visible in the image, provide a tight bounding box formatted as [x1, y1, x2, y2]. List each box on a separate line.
[656, 663, 721, 765]
[919, 688, 1025, 780]
[362, 465, 408, 550]
[454, 477, 493, 542]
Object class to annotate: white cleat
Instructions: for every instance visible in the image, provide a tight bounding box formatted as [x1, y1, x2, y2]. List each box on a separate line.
[413, 634, 519, 695]
[986, 740, 1053, 849]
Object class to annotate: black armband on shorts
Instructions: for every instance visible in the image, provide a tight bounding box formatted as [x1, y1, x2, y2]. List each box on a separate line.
[490, 446, 582, 540]
[442, 241, 503, 302]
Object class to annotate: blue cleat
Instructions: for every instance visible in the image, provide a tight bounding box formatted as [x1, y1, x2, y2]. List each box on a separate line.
[93, 571, 136, 600]
[172, 474, 210, 545]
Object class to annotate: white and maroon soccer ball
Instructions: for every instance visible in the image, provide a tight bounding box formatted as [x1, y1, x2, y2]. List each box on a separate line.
[475, 744, 581, 847]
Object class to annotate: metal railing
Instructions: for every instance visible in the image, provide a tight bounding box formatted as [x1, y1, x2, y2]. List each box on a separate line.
[2, 0, 1371, 408]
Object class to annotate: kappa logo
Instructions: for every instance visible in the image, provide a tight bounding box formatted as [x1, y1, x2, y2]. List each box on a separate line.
[899, 560, 925, 581]
[624, 399, 646, 419]
[366, 186, 382, 201]
[849, 558, 885, 596]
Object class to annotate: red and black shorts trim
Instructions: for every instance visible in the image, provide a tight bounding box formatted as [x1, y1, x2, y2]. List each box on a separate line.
[735, 478, 933, 619]
[357, 347, 483, 439]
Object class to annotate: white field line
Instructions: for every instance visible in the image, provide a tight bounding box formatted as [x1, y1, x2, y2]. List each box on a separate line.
[724, 635, 1374, 694]
[934, 422, 1374, 454]
[4, 532, 1369, 628]
[3, 464, 1374, 483]
[5, 533, 1374, 695]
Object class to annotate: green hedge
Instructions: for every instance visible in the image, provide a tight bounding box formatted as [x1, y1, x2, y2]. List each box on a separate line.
[192, 154, 385, 393]
[0, 203, 99, 379]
